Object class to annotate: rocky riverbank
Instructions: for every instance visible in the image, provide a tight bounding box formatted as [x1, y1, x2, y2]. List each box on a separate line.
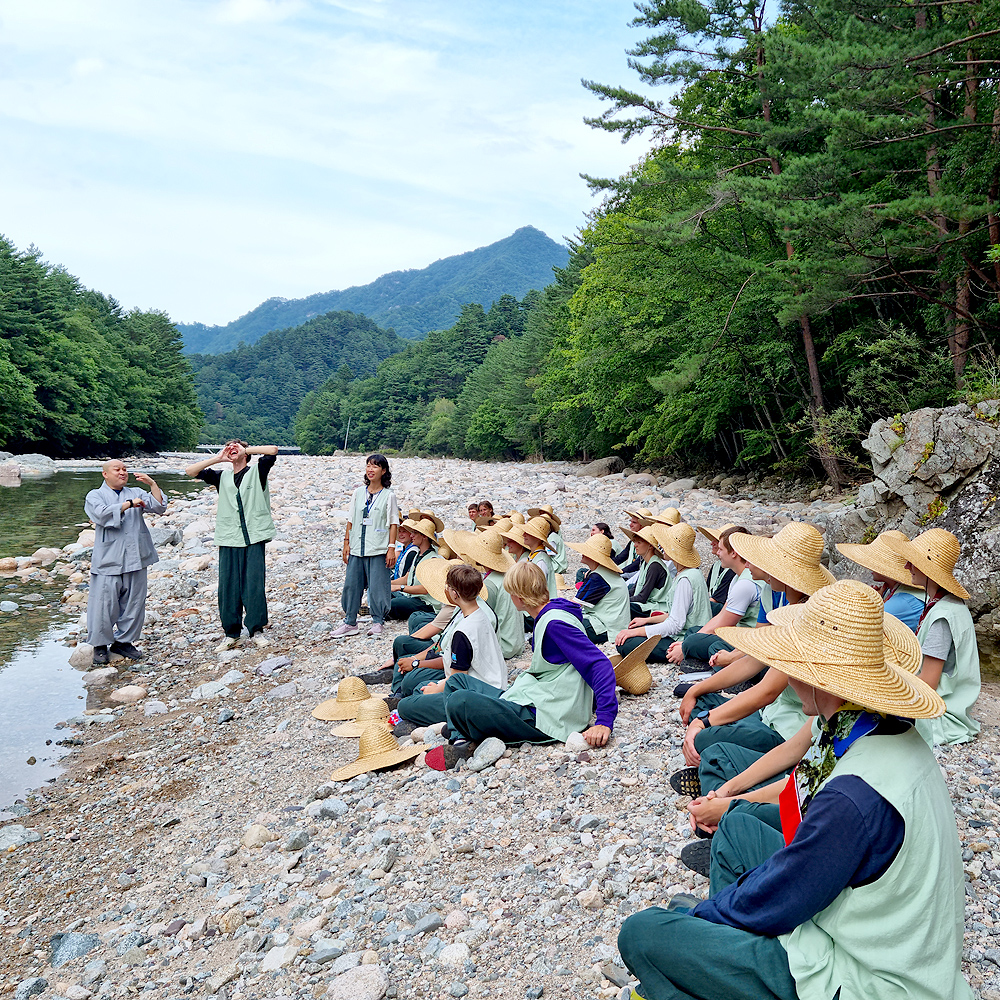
[1, 455, 998, 1000]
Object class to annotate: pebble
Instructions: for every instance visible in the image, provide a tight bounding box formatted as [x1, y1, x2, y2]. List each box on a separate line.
[49, 931, 100, 968]
[325, 964, 389, 1000]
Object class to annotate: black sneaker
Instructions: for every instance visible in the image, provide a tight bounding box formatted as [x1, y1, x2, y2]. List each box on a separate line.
[384, 697, 401, 711]
[359, 668, 394, 686]
[92, 645, 110, 665]
[110, 641, 144, 661]
[678, 657, 712, 674]
[393, 719, 420, 738]
[673, 680, 696, 698]
[680, 839, 712, 877]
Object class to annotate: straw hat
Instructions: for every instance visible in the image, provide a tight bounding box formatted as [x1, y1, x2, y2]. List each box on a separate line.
[882, 528, 970, 600]
[502, 510, 525, 524]
[407, 508, 422, 521]
[418, 510, 445, 533]
[716, 580, 944, 718]
[567, 534, 621, 573]
[437, 540, 455, 560]
[696, 522, 737, 542]
[768, 601, 922, 675]
[836, 530, 912, 586]
[650, 507, 681, 526]
[449, 528, 514, 574]
[623, 508, 655, 527]
[527, 505, 561, 529]
[402, 517, 438, 543]
[521, 516, 554, 545]
[330, 723, 425, 781]
[331, 697, 390, 737]
[416, 557, 487, 605]
[473, 515, 494, 528]
[650, 522, 701, 569]
[499, 522, 529, 550]
[312, 676, 372, 721]
[729, 523, 835, 596]
[486, 517, 513, 534]
[620, 524, 662, 552]
[608, 635, 659, 694]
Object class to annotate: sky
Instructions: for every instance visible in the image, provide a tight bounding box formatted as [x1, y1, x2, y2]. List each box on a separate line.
[0, 0, 654, 326]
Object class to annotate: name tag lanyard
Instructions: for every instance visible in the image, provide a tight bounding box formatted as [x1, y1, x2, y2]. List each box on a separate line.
[363, 488, 383, 526]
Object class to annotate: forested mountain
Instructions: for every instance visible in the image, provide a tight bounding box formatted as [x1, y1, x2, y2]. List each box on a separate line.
[189, 311, 407, 444]
[179, 226, 568, 353]
[0, 236, 201, 456]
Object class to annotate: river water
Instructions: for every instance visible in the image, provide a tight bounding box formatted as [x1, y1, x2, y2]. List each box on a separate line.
[0, 469, 205, 808]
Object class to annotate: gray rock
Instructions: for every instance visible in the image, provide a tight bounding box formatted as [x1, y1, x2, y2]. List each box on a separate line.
[306, 797, 348, 820]
[0, 825, 41, 849]
[0, 601, 19, 612]
[327, 950, 363, 974]
[191, 681, 231, 699]
[220, 669, 245, 685]
[149, 526, 182, 547]
[116, 931, 149, 955]
[526, 987, 544, 999]
[577, 456, 625, 478]
[50, 931, 101, 967]
[468, 736, 505, 772]
[310, 939, 346, 964]
[266, 681, 298, 700]
[14, 978, 47, 1000]
[324, 964, 389, 1000]
[409, 913, 444, 937]
[217, 707, 236, 723]
[447, 983, 469, 998]
[69, 644, 96, 668]
[624, 473, 657, 487]
[81, 959, 107, 986]
[257, 655, 291, 676]
[143, 700, 168, 717]
[284, 829, 310, 851]
[575, 814, 603, 831]
[662, 477, 697, 491]
[375, 845, 397, 872]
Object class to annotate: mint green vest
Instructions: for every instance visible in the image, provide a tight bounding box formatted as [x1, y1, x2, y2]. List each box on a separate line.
[549, 530, 568, 575]
[634, 555, 674, 613]
[528, 548, 557, 599]
[502, 608, 592, 742]
[485, 570, 525, 659]
[759, 679, 807, 739]
[781, 728, 972, 1000]
[585, 565, 630, 637]
[347, 486, 395, 557]
[214, 465, 275, 548]
[707, 560, 725, 594]
[916, 594, 980, 746]
[407, 548, 442, 611]
[675, 567, 712, 632]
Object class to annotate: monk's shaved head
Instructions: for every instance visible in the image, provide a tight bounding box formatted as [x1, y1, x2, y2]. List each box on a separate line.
[102, 459, 128, 488]
[102, 459, 125, 474]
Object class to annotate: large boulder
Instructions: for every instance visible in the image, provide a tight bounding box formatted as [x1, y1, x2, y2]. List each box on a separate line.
[576, 456, 625, 478]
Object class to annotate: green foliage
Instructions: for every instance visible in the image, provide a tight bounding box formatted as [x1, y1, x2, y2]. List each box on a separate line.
[180, 226, 568, 353]
[0, 236, 202, 455]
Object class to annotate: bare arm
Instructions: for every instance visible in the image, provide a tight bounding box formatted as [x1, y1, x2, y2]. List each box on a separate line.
[247, 445, 279, 456]
[920, 654, 946, 691]
[679, 654, 766, 724]
[185, 447, 229, 478]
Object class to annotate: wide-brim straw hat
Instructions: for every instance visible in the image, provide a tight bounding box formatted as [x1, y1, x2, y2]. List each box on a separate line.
[484, 517, 513, 535]
[437, 540, 455, 560]
[418, 510, 445, 532]
[521, 516, 554, 545]
[448, 528, 514, 574]
[716, 580, 944, 719]
[502, 510, 525, 524]
[620, 524, 661, 551]
[332, 697, 390, 737]
[730, 522, 835, 596]
[649, 507, 681, 526]
[768, 601, 922, 675]
[882, 528, 970, 600]
[416, 557, 487, 605]
[650, 522, 701, 569]
[567, 534, 621, 573]
[402, 517, 438, 543]
[623, 508, 655, 527]
[473, 515, 494, 528]
[608, 635, 659, 695]
[312, 676, 372, 721]
[500, 523, 529, 549]
[696, 522, 738, 542]
[330, 723, 425, 781]
[836, 530, 912, 586]
[527, 505, 561, 529]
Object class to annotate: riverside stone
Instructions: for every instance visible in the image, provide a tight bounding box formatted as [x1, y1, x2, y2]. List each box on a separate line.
[49, 931, 101, 968]
[324, 964, 389, 1000]
[0, 825, 41, 850]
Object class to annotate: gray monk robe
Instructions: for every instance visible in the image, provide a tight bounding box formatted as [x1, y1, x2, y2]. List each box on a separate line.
[85, 482, 166, 647]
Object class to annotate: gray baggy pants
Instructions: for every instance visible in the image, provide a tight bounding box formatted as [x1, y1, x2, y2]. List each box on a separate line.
[87, 569, 148, 646]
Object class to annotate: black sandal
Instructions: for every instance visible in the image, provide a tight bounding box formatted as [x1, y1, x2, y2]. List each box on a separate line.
[669, 767, 701, 798]
[680, 839, 712, 877]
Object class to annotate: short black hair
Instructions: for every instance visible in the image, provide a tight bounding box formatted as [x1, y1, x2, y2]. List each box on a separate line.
[594, 522, 613, 539]
[366, 453, 391, 488]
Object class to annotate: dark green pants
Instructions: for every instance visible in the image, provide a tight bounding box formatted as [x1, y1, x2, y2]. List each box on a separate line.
[698, 741, 782, 796]
[390, 664, 441, 698]
[616, 633, 672, 662]
[388, 594, 431, 620]
[618, 905, 797, 1000]
[398, 673, 503, 727]
[583, 618, 608, 645]
[692, 695, 786, 758]
[711, 800, 783, 896]
[408, 610, 436, 634]
[392, 634, 433, 661]
[219, 542, 267, 639]
[682, 630, 733, 661]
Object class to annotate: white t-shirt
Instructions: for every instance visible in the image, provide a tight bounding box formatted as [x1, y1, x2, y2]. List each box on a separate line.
[646, 576, 693, 639]
[724, 577, 759, 617]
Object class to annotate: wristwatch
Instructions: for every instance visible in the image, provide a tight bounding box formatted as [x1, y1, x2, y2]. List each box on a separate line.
[411, 659, 420, 669]
[695, 710, 712, 729]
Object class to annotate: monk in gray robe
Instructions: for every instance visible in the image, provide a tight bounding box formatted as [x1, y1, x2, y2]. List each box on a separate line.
[84, 459, 166, 664]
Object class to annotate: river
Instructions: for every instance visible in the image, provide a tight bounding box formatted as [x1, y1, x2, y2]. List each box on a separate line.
[0, 468, 205, 809]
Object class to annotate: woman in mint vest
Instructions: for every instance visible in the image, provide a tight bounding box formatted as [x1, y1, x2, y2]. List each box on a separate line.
[184, 440, 279, 651]
[621, 524, 673, 619]
[884, 528, 981, 745]
[567, 532, 631, 644]
[444, 561, 618, 751]
[614, 523, 710, 661]
[619, 579, 972, 1000]
[331, 454, 398, 640]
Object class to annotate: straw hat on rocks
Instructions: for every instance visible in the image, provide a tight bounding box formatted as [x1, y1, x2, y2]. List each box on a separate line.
[447, 529, 514, 574]
[696, 522, 737, 542]
[608, 635, 659, 695]
[717, 580, 943, 718]
[730, 522, 835, 596]
[650, 523, 701, 569]
[836, 530, 912, 586]
[330, 724, 425, 781]
[416, 558, 487, 605]
[312, 676, 372, 721]
[882, 528, 970, 600]
[567, 535, 621, 573]
[332, 697, 390, 737]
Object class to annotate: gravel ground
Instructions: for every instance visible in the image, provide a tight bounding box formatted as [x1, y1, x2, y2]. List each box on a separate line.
[1, 456, 997, 1000]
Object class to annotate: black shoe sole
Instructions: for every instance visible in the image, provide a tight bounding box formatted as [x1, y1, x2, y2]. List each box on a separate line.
[669, 767, 701, 798]
[678, 657, 711, 674]
[359, 669, 394, 685]
[680, 839, 712, 877]
[673, 681, 695, 698]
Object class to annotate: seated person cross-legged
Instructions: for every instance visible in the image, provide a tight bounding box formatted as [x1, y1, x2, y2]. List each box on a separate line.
[619, 524, 674, 620]
[566, 533, 631, 645]
[618, 579, 972, 1000]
